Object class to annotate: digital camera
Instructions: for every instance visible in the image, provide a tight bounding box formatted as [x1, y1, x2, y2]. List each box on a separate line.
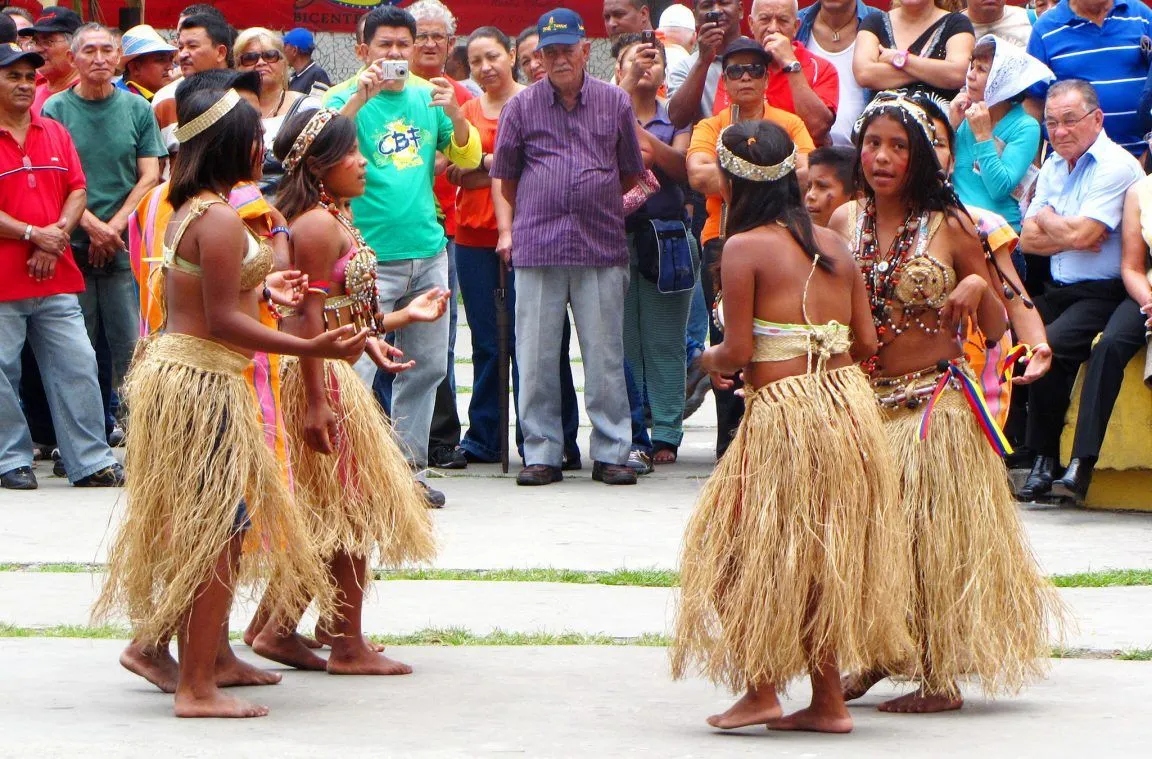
[704, 10, 724, 24]
[379, 60, 409, 81]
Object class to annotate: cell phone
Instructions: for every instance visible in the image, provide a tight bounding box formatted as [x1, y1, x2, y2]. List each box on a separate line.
[641, 29, 655, 44]
[704, 11, 724, 24]
[378, 60, 409, 81]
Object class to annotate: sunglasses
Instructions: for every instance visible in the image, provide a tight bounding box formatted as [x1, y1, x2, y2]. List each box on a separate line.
[724, 62, 766, 80]
[238, 49, 283, 66]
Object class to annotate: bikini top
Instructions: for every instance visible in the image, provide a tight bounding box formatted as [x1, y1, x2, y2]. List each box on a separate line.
[849, 200, 955, 311]
[163, 197, 273, 293]
[715, 252, 851, 371]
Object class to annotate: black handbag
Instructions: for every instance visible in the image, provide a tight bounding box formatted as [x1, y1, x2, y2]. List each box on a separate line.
[635, 218, 696, 294]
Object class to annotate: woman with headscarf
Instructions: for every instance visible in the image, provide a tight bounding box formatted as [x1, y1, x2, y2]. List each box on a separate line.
[951, 35, 1053, 233]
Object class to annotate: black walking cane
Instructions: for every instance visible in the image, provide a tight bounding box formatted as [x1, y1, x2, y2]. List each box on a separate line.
[495, 260, 510, 473]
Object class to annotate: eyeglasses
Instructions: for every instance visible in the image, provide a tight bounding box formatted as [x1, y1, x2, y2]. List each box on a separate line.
[238, 49, 283, 66]
[724, 62, 766, 80]
[415, 32, 448, 45]
[1044, 107, 1098, 132]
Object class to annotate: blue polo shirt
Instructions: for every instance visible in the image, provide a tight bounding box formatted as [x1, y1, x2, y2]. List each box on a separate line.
[1027, 0, 1152, 155]
[796, 1, 885, 45]
[1025, 131, 1143, 284]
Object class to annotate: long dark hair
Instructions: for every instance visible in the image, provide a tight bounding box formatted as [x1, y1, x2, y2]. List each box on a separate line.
[272, 108, 358, 222]
[721, 120, 830, 271]
[168, 90, 262, 209]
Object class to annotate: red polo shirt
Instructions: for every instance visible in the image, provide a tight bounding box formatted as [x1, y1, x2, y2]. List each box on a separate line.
[0, 112, 86, 303]
[713, 41, 839, 119]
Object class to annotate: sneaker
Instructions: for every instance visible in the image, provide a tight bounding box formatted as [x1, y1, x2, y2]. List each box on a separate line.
[0, 466, 37, 490]
[73, 463, 125, 488]
[53, 459, 66, 478]
[626, 449, 654, 476]
[429, 445, 468, 470]
[592, 461, 637, 485]
[418, 480, 446, 508]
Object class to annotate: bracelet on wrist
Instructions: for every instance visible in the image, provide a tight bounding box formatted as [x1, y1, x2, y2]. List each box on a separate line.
[271, 225, 290, 238]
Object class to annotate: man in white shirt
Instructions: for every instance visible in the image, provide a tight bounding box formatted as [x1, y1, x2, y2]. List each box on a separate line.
[966, 0, 1033, 48]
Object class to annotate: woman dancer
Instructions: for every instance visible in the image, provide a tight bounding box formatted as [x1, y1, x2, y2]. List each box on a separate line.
[671, 121, 911, 734]
[93, 88, 366, 718]
[249, 108, 441, 674]
[831, 92, 1062, 713]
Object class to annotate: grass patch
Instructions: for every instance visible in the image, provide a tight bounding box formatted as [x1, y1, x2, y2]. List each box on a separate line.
[1050, 569, 1152, 588]
[0, 563, 97, 573]
[373, 567, 680, 588]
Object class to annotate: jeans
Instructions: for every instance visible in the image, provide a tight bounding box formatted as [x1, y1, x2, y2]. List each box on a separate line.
[455, 244, 581, 462]
[75, 246, 138, 426]
[353, 251, 450, 468]
[0, 294, 117, 481]
[516, 265, 630, 467]
[625, 359, 652, 453]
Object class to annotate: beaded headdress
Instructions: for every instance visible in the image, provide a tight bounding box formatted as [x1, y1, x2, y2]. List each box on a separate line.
[173, 89, 242, 144]
[854, 91, 937, 147]
[716, 126, 796, 182]
[283, 109, 339, 173]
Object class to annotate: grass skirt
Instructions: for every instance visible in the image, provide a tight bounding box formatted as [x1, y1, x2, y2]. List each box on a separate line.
[671, 365, 913, 692]
[92, 334, 335, 647]
[280, 358, 436, 569]
[881, 386, 1063, 697]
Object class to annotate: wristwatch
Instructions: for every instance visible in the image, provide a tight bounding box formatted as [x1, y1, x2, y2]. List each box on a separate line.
[22, 224, 32, 241]
[891, 50, 909, 69]
[781, 60, 802, 74]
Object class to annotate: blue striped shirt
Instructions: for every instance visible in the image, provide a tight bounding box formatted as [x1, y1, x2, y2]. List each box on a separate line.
[1027, 0, 1152, 155]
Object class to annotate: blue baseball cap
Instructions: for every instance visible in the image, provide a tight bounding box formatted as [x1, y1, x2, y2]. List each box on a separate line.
[537, 8, 586, 48]
[283, 28, 316, 53]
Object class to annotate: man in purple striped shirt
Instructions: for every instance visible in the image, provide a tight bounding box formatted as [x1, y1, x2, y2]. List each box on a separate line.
[491, 7, 646, 487]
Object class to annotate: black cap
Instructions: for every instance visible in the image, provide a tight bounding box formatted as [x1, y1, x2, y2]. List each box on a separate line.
[720, 36, 772, 67]
[27, 7, 83, 36]
[0, 41, 44, 69]
[0, 14, 16, 45]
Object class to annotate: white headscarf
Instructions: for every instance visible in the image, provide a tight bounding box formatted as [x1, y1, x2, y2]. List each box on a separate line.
[978, 34, 1055, 107]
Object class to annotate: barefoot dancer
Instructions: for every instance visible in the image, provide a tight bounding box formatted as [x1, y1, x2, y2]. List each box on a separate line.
[671, 121, 912, 734]
[249, 108, 439, 675]
[830, 92, 1062, 713]
[93, 88, 367, 718]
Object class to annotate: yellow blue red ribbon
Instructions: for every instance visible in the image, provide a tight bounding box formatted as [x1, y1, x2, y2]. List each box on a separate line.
[918, 362, 1014, 457]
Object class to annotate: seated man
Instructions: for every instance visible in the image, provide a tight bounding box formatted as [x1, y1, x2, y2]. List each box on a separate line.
[1018, 79, 1144, 501]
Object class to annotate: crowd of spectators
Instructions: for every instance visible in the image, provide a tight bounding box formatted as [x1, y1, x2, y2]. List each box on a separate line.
[3, 0, 1152, 507]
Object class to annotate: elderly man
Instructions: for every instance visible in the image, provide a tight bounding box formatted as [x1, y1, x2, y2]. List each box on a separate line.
[1017, 80, 1144, 501]
[283, 27, 331, 94]
[492, 8, 645, 487]
[796, 0, 882, 146]
[965, 0, 1033, 49]
[26, 6, 82, 115]
[42, 24, 165, 449]
[328, 5, 481, 507]
[658, 4, 697, 70]
[116, 25, 177, 101]
[0, 42, 122, 490]
[1027, 0, 1152, 156]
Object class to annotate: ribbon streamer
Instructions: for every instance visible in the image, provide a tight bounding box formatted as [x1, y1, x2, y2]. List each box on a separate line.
[998, 343, 1033, 383]
[918, 362, 1014, 457]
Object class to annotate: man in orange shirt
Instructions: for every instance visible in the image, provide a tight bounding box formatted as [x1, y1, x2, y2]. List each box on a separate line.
[686, 36, 814, 457]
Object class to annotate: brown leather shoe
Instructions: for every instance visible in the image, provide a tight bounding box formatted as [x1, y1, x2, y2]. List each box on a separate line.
[516, 464, 563, 486]
[592, 461, 637, 485]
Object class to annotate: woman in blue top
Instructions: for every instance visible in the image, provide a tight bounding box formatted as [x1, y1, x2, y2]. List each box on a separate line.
[950, 35, 1052, 232]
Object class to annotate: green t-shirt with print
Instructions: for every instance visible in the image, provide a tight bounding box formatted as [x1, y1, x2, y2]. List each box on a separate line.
[42, 87, 166, 258]
[325, 81, 458, 262]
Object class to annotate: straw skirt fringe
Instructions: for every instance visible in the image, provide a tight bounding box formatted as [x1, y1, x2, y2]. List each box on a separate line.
[882, 388, 1063, 697]
[671, 365, 913, 692]
[280, 358, 436, 568]
[92, 334, 335, 646]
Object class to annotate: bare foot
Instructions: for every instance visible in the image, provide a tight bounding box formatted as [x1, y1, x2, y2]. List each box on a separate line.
[315, 624, 385, 652]
[251, 629, 328, 671]
[842, 669, 886, 701]
[878, 688, 963, 714]
[119, 642, 179, 694]
[653, 449, 676, 465]
[174, 689, 269, 718]
[767, 706, 853, 734]
[706, 689, 782, 729]
[327, 645, 413, 676]
[215, 655, 283, 687]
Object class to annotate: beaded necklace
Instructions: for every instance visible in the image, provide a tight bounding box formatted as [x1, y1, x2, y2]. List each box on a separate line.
[316, 194, 384, 335]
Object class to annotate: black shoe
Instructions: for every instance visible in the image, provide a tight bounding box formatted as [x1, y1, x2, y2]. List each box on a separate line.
[108, 425, 126, 448]
[429, 445, 468, 470]
[1051, 458, 1095, 503]
[0, 466, 37, 490]
[53, 459, 66, 478]
[592, 461, 637, 485]
[1017, 455, 1056, 501]
[517, 464, 563, 486]
[626, 450, 654, 476]
[561, 450, 583, 472]
[73, 464, 125, 488]
[417, 480, 446, 508]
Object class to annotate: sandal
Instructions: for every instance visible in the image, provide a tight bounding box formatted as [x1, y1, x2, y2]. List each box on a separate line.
[652, 441, 678, 465]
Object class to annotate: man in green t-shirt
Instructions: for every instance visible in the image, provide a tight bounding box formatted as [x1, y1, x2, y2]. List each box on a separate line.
[42, 23, 165, 438]
[326, 5, 480, 507]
